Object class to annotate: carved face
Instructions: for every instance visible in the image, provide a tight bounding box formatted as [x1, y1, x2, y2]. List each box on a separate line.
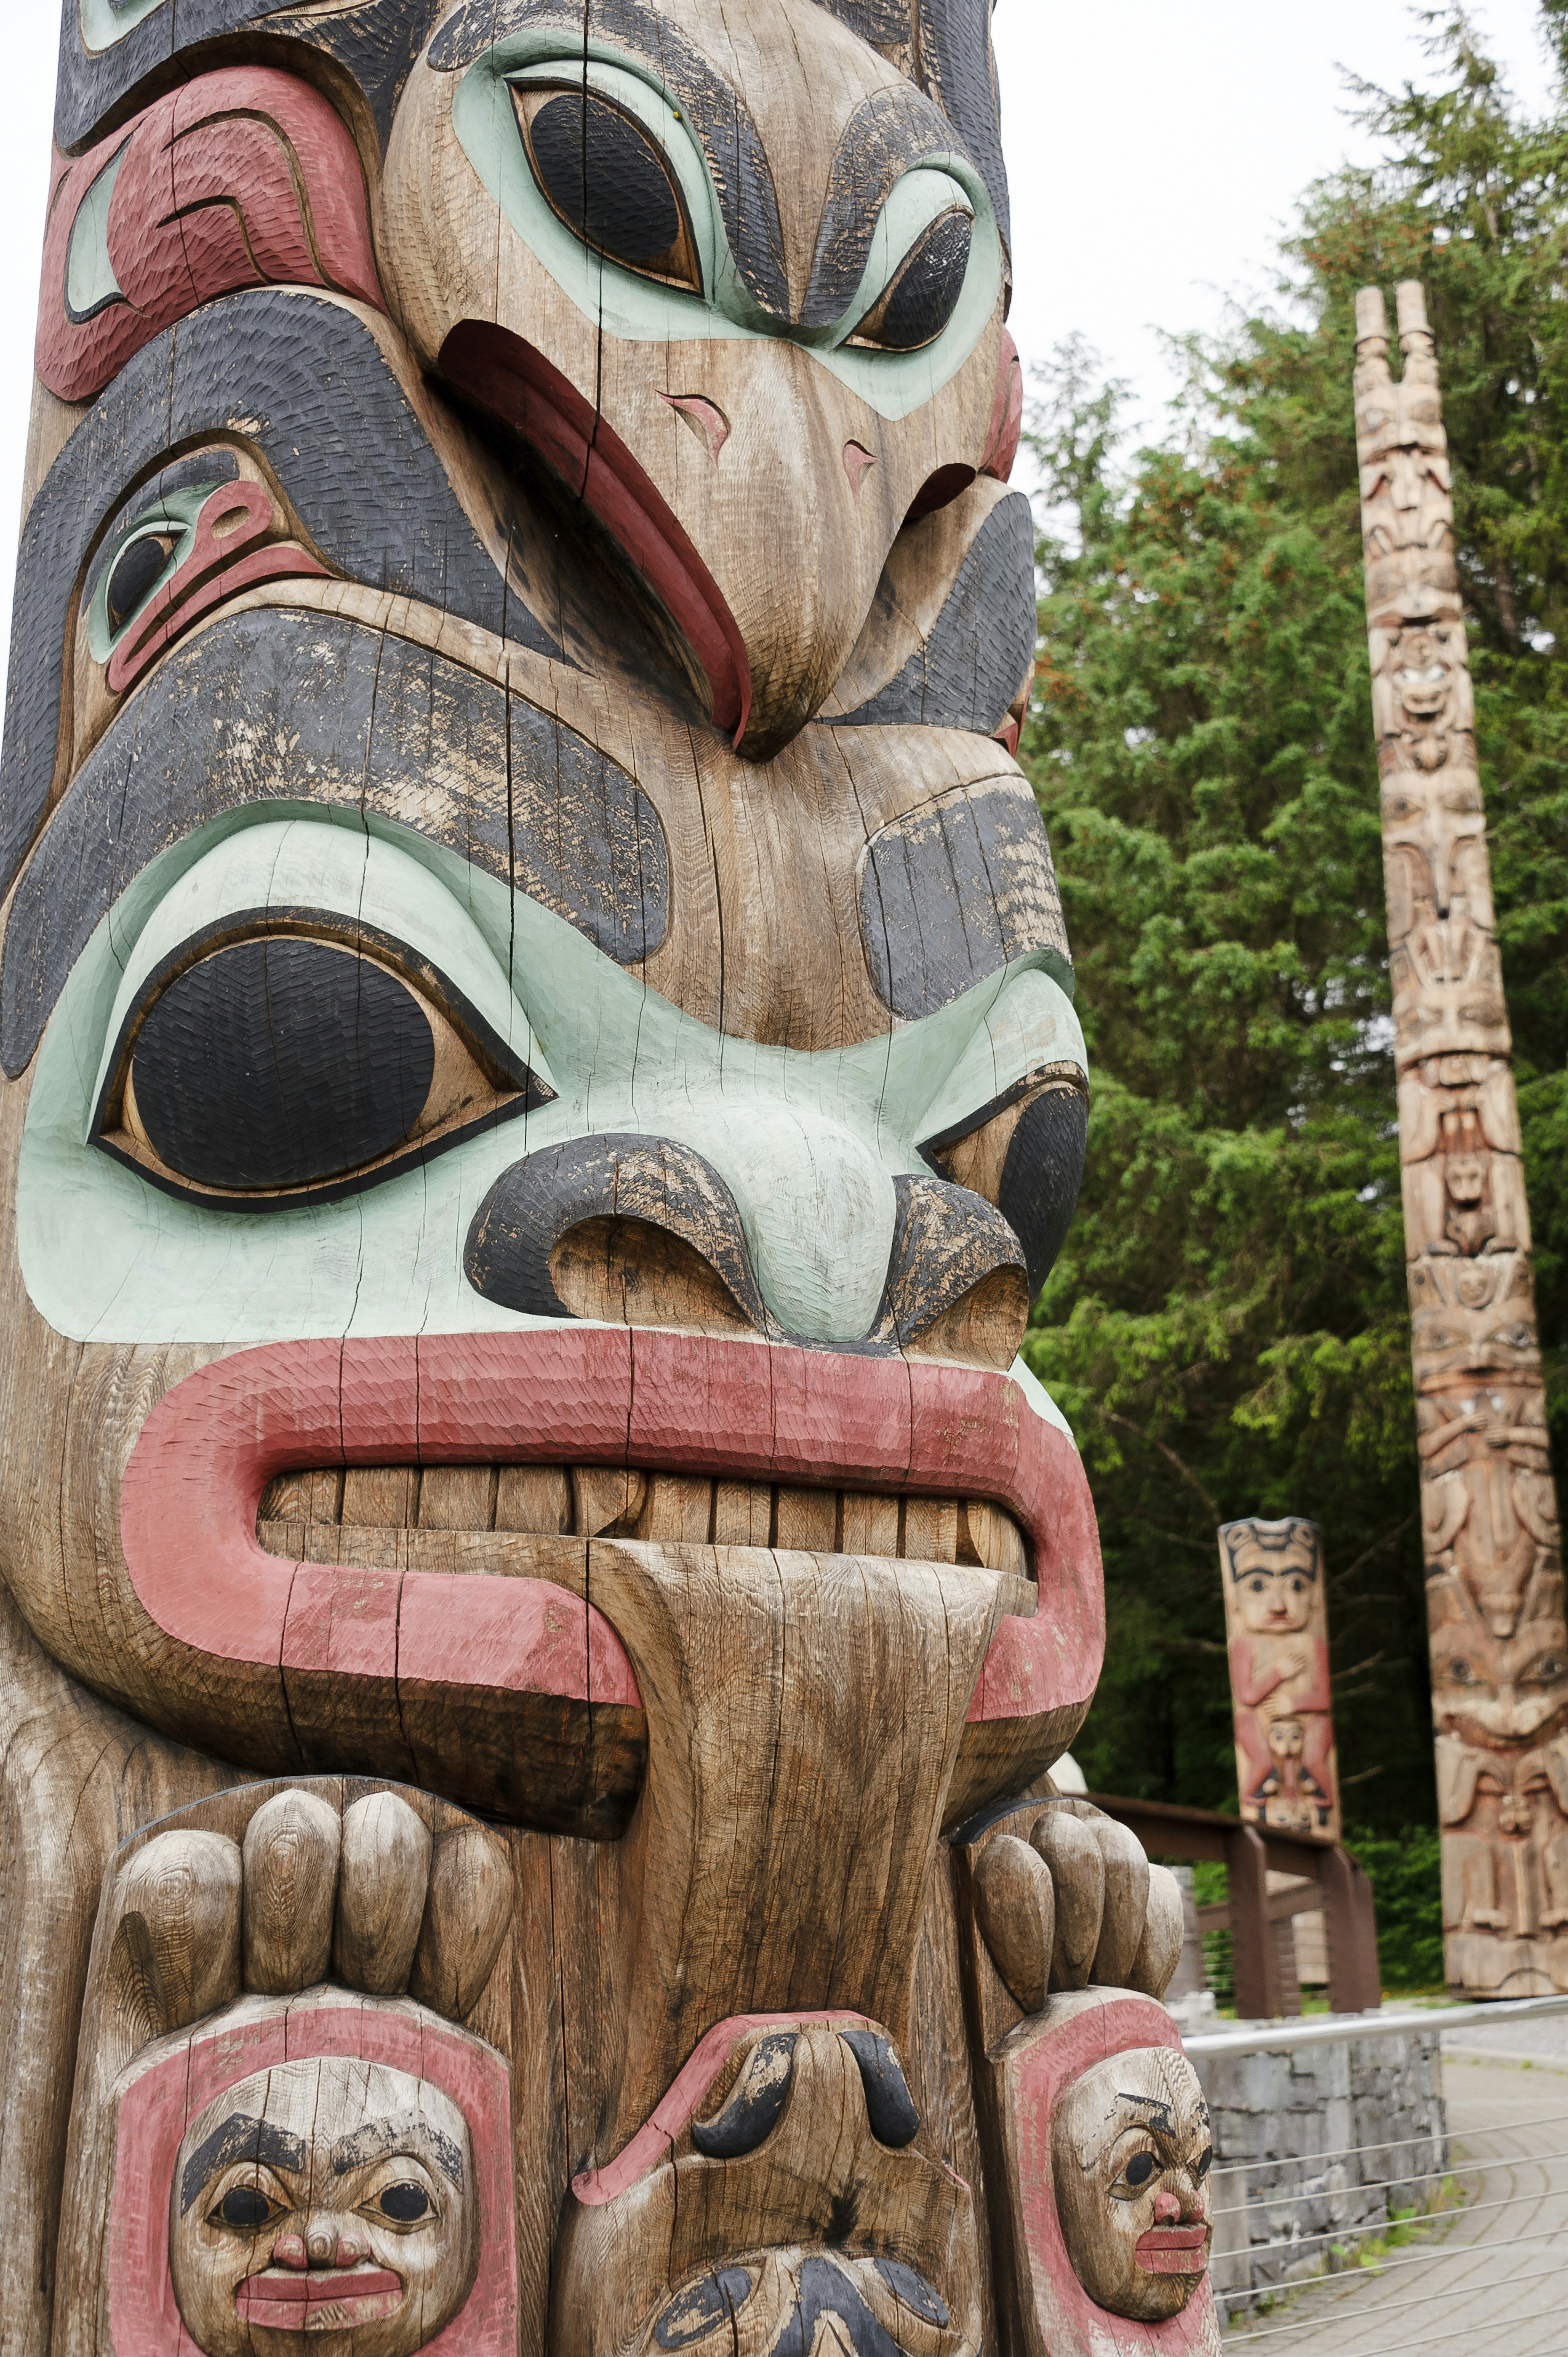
[169, 2060, 477, 2357]
[1430, 1619, 1568, 1746]
[1231, 1554, 1315, 1635]
[1051, 2049, 1213, 2323]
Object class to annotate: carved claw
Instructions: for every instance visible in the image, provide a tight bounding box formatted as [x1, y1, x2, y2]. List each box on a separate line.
[969, 1798, 1185, 2010]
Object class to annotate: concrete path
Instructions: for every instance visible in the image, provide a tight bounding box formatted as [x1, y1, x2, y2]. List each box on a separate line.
[1220, 2058, 1568, 2353]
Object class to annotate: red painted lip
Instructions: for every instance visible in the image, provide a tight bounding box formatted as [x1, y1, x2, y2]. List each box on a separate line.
[118, 1329, 1103, 1729]
[439, 320, 753, 746]
[238, 2270, 402, 2306]
[1135, 2224, 1210, 2274]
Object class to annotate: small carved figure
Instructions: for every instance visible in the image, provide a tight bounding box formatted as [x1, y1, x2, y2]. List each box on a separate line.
[1382, 770, 1492, 936]
[170, 2060, 477, 2357]
[1370, 622, 1474, 767]
[1051, 2047, 1214, 2324]
[1220, 1519, 1340, 1840]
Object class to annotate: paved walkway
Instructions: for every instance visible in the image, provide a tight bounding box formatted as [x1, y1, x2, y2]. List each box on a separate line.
[1220, 2058, 1568, 2354]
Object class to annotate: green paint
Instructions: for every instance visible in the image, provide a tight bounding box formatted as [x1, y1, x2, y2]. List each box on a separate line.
[65, 145, 127, 318]
[87, 486, 219, 666]
[20, 812, 1087, 1357]
[78, 0, 165, 51]
[452, 37, 1002, 421]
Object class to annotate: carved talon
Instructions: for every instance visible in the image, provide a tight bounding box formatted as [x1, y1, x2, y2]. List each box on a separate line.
[970, 1798, 1185, 2009]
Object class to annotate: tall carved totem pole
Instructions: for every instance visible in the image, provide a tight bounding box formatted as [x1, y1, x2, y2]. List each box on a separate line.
[1355, 281, 1568, 1997]
[0, 4, 1220, 2353]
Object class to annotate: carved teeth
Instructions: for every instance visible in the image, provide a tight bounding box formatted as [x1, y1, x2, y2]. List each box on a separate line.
[256, 1465, 1029, 1573]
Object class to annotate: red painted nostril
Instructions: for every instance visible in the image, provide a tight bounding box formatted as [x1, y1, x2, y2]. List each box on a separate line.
[1153, 2191, 1182, 2223]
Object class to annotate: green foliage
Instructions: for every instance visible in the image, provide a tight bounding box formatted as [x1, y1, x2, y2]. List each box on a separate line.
[1022, 7, 1568, 1830]
[1344, 1824, 1448, 1990]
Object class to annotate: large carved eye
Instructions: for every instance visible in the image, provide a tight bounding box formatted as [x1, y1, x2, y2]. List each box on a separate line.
[105, 527, 180, 636]
[514, 87, 701, 290]
[849, 210, 973, 352]
[1124, 2153, 1157, 2188]
[378, 2183, 431, 2223]
[213, 2182, 282, 2230]
[93, 932, 542, 1208]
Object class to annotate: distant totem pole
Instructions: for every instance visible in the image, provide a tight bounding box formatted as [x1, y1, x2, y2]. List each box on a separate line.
[1220, 1520, 1341, 1843]
[1354, 281, 1568, 1997]
[0, 5, 1222, 2353]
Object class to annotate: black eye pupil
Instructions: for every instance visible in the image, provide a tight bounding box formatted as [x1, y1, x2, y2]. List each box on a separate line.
[129, 938, 436, 1193]
[864, 210, 972, 351]
[219, 2185, 274, 2228]
[1125, 2153, 1157, 2187]
[379, 2183, 430, 2221]
[526, 92, 686, 273]
[107, 533, 176, 634]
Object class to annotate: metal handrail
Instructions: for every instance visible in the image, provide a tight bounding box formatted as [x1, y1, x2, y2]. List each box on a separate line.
[1182, 1989, 1568, 2060]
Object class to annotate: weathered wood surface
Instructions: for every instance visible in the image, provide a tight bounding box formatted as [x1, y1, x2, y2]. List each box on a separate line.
[0, 2, 1206, 2350]
[1354, 283, 1568, 1997]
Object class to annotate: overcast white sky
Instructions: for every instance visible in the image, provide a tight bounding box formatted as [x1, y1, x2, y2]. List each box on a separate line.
[0, 2, 1557, 661]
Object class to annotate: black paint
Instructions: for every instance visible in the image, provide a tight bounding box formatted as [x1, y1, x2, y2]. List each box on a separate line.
[689, 2031, 798, 2159]
[916, 0, 1010, 259]
[808, 0, 912, 40]
[857, 210, 971, 350]
[55, 1, 447, 157]
[0, 292, 560, 907]
[130, 939, 436, 1191]
[801, 84, 957, 330]
[180, 2112, 306, 2215]
[3, 611, 667, 1077]
[771, 2257, 917, 2357]
[871, 2261, 948, 2327]
[871, 1173, 1027, 1350]
[432, 0, 790, 319]
[857, 784, 1069, 1021]
[835, 491, 1036, 736]
[838, 2029, 920, 2147]
[526, 91, 690, 275]
[104, 532, 177, 636]
[655, 2269, 757, 2350]
[464, 1133, 768, 1329]
[998, 1084, 1088, 1298]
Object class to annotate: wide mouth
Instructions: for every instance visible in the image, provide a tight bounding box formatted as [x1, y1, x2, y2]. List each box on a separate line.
[257, 1461, 1032, 1583]
[1134, 2225, 1209, 2274]
[235, 2268, 403, 2328]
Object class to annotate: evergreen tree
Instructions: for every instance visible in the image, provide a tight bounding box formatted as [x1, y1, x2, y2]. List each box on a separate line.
[1021, 5, 1568, 1840]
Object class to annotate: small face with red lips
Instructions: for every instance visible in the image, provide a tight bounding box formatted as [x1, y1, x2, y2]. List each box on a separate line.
[1051, 2049, 1214, 2324]
[170, 2060, 477, 2357]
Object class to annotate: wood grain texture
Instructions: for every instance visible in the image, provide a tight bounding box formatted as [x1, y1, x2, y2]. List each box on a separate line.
[1355, 283, 1568, 1997]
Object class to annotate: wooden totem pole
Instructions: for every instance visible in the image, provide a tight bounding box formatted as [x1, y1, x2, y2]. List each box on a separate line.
[1219, 1519, 1341, 1843]
[0, 6, 1220, 2352]
[1355, 281, 1568, 1997]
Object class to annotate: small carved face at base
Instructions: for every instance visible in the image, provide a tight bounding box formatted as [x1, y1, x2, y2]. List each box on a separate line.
[1051, 2049, 1213, 2323]
[170, 2059, 477, 2357]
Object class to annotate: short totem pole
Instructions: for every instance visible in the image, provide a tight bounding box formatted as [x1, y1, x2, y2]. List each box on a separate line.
[1220, 1519, 1341, 1844]
[0, 7, 1220, 2353]
[1355, 281, 1568, 1997]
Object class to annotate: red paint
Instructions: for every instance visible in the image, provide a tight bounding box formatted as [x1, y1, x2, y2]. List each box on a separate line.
[439, 322, 752, 745]
[236, 2268, 403, 2327]
[571, 2009, 870, 2205]
[993, 716, 1022, 758]
[1006, 1994, 1221, 2357]
[106, 481, 328, 692]
[843, 441, 877, 499]
[118, 1332, 1102, 1739]
[106, 1998, 516, 2357]
[1136, 2228, 1210, 2274]
[982, 329, 1024, 484]
[662, 393, 730, 462]
[38, 68, 383, 404]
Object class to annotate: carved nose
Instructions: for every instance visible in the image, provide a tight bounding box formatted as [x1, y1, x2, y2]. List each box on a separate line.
[464, 1133, 1031, 1360]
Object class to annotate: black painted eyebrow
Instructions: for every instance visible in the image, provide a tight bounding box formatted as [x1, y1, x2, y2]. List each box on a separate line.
[180, 2113, 306, 2215]
[332, 2116, 465, 2190]
[1116, 2094, 1177, 2133]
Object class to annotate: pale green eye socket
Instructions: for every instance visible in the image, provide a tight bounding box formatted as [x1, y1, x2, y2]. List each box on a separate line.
[514, 83, 704, 293]
[87, 484, 216, 663]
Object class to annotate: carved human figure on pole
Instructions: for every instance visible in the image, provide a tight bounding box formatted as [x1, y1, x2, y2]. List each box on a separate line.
[1220, 1519, 1341, 1840]
[1355, 279, 1568, 1994]
[0, 4, 1214, 2350]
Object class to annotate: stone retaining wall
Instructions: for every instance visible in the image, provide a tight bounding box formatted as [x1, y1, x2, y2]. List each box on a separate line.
[1193, 2023, 1447, 2320]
